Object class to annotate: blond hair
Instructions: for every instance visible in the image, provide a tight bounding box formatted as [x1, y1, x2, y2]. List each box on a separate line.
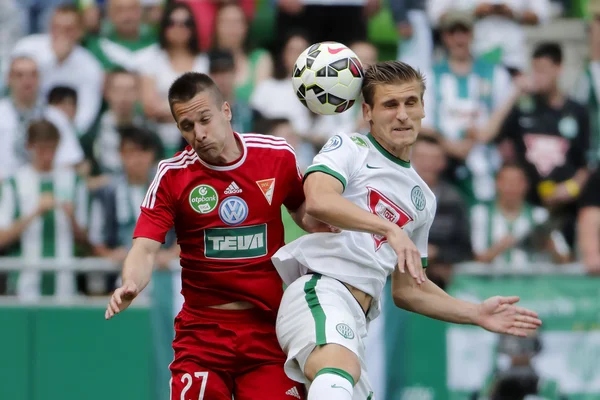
[361, 61, 426, 107]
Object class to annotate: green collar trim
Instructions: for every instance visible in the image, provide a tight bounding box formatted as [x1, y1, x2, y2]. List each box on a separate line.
[366, 133, 411, 168]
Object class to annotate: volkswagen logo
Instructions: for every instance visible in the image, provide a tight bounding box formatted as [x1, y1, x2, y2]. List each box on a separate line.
[218, 196, 249, 226]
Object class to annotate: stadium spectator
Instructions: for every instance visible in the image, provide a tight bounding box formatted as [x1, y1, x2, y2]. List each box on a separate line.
[208, 50, 254, 134]
[44, 85, 86, 172]
[478, 42, 590, 246]
[212, 2, 273, 105]
[136, 1, 208, 158]
[427, 0, 552, 74]
[250, 31, 313, 138]
[15, 0, 72, 35]
[275, 0, 379, 47]
[85, 0, 157, 71]
[392, 0, 433, 72]
[88, 68, 148, 176]
[11, 4, 104, 135]
[262, 117, 313, 173]
[0, 0, 24, 92]
[0, 120, 89, 301]
[572, 0, 600, 168]
[411, 135, 472, 289]
[421, 10, 511, 205]
[470, 163, 570, 268]
[0, 56, 44, 180]
[178, 0, 256, 52]
[577, 168, 600, 275]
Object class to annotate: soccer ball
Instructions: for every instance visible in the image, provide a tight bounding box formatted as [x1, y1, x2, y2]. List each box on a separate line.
[292, 42, 364, 115]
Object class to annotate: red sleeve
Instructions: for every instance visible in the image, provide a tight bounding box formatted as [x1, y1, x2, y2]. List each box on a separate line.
[133, 168, 176, 244]
[283, 149, 305, 211]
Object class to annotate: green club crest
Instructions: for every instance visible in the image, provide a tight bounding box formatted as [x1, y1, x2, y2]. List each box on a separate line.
[189, 185, 218, 214]
[336, 323, 355, 340]
[411, 186, 426, 211]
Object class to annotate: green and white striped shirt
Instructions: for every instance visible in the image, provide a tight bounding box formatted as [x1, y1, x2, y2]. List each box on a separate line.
[0, 165, 88, 300]
[470, 203, 569, 267]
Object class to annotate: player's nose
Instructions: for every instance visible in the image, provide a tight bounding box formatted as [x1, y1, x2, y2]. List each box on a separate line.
[193, 123, 208, 141]
[396, 106, 409, 121]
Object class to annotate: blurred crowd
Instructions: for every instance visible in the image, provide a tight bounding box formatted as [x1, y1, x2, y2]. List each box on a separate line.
[1, 0, 600, 301]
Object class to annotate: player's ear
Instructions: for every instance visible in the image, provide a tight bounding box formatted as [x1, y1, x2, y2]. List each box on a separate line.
[362, 101, 372, 123]
[222, 101, 232, 122]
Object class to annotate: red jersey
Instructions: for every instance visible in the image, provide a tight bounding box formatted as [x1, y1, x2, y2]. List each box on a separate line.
[134, 133, 305, 312]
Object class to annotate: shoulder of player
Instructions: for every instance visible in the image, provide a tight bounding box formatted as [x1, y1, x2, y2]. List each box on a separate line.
[152, 147, 198, 184]
[324, 133, 370, 156]
[241, 133, 296, 157]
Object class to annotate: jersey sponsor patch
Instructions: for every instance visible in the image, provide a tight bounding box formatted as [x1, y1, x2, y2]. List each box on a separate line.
[523, 134, 570, 177]
[204, 224, 267, 259]
[336, 323, 355, 339]
[367, 186, 413, 250]
[320, 135, 343, 153]
[189, 184, 218, 214]
[256, 178, 275, 205]
[350, 135, 369, 148]
[411, 185, 426, 211]
[218, 196, 248, 226]
[224, 181, 243, 194]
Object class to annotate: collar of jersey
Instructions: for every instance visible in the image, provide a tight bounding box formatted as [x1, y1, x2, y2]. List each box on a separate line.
[366, 133, 411, 168]
[196, 131, 247, 171]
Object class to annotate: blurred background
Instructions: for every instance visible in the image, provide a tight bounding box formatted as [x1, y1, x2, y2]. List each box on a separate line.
[0, 0, 599, 399]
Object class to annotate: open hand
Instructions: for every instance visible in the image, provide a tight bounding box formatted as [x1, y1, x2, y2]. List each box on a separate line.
[476, 296, 542, 337]
[105, 281, 139, 320]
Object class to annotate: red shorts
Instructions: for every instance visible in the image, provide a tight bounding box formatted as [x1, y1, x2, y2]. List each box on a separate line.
[169, 305, 305, 400]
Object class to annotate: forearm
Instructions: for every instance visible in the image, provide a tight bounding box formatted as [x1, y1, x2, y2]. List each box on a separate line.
[121, 240, 157, 293]
[306, 190, 395, 236]
[478, 91, 520, 143]
[441, 138, 474, 160]
[393, 274, 478, 325]
[475, 242, 509, 263]
[0, 213, 38, 249]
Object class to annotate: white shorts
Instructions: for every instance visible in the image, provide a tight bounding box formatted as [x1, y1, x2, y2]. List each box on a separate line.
[276, 273, 375, 400]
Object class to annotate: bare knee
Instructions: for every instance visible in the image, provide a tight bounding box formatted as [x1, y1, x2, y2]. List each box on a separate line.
[303, 343, 361, 385]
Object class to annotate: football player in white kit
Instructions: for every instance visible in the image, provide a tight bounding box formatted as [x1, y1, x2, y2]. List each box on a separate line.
[272, 61, 543, 400]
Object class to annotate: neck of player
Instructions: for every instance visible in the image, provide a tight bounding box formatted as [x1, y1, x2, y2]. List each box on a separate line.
[376, 134, 412, 163]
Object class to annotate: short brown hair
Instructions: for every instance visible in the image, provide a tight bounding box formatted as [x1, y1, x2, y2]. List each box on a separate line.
[361, 61, 426, 107]
[167, 72, 224, 120]
[27, 120, 60, 144]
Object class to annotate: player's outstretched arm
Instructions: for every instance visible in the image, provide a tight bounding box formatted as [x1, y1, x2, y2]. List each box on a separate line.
[391, 268, 542, 337]
[304, 172, 425, 284]
[105, 237, 161, 320]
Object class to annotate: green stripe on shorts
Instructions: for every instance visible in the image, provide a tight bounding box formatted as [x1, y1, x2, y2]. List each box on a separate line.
[304, 274, 326, 345]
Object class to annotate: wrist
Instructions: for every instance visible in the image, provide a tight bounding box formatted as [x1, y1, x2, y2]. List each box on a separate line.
[470, 303, 483, 326]
[565, 179, 580, 197]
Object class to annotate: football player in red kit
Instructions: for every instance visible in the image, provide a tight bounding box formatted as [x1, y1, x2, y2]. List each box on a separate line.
[105, 72, 328, 399]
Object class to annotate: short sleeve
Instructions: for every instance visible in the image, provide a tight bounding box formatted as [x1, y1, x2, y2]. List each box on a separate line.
[133, 167, 176, 243]
[412, 210, 435, 268]
[303, 134, 359, 191]
[492, 65, 514, 109]
[0, 179, 16, 229]
[282, 149, 305, 212]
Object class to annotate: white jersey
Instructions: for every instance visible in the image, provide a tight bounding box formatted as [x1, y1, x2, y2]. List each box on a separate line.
[272, 133, 436, 319]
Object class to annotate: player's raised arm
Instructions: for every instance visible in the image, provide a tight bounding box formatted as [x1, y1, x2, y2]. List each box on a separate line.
[105, 237, 162, 320]
[391, 267, 542, 337]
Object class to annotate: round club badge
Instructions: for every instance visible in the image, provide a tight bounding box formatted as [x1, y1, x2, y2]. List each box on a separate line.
[411, 185, 426, 211]
[320, 135, 343, 153]
[219, 196, 249, 226]
[336, 323, 355, 340]
[189, 185, 218, 214]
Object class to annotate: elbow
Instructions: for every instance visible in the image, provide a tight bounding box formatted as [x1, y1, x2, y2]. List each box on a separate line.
[305, 194, 326, 220]
[392, 288, 416, 311]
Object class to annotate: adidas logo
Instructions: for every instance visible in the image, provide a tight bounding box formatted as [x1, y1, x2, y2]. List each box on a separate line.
[285, 386, 301, 399]
[224, 181, 242, 194]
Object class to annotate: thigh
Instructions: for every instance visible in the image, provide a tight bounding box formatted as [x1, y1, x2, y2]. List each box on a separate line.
[170, 358, 232, 400]
[235, 363, 306, 400]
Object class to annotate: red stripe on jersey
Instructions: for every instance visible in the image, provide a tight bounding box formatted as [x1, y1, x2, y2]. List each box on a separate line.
[241, 133, 288, 144]
[245, 142, 296, 156]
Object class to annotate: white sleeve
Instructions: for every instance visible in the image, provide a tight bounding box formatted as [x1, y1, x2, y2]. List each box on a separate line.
[470, 204, 489, 254]
[0, 179, 16, 229]
[74, 177, 89, 229]
[492, 65, 514, 109]
[74, 53, 104, 133]
[304, 134, 360, 191]
[412, 205, 435, 267]
[48, 110, 85, 167]
[527, 0, 551, 24]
